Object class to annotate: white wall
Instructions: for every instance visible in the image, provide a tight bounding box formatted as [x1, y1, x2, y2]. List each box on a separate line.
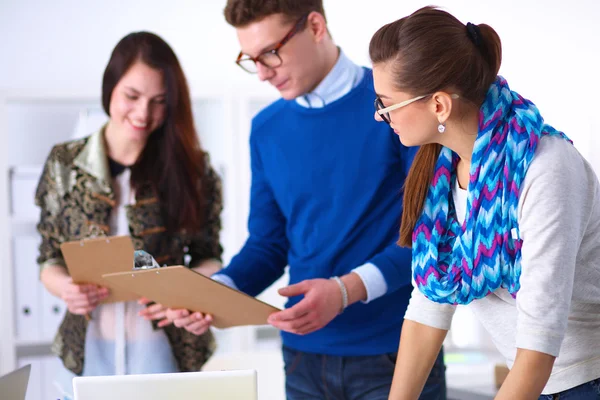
[1, 0, 599, 163]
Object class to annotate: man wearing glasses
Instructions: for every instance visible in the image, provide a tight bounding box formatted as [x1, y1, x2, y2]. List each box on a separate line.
[172, 1, 446, 399]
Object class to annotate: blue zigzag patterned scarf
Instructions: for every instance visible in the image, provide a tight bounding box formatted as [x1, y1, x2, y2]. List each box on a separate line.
[412, 76, 571, 305]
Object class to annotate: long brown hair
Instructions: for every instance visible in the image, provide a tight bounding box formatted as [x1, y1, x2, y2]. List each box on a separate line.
[102, 31, 207, 233]
[369, 6, 502, 247]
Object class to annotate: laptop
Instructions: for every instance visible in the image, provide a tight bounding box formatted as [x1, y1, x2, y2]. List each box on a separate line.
[73, 369, 257, 400]
[0, 364, 31, 400]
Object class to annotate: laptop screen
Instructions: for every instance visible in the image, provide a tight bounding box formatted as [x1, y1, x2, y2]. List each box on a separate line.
[73, 369, 257, 400]
[0, 365, 31, 400]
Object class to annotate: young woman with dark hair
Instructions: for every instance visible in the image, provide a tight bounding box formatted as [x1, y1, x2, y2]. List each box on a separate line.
[36, 31, 222, 399]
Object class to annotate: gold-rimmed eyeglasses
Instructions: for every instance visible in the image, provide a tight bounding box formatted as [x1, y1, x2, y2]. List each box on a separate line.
[375, 94, 459, 124]
[235, 14, 309, 74]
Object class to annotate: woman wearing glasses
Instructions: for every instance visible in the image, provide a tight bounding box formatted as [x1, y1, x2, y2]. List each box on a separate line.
[36, 31, 222, 399]
[370, 6, 600, 400]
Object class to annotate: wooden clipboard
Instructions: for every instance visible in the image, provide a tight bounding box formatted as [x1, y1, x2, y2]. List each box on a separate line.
[102, 266, 280, 328]
[60, 236, 138, 303]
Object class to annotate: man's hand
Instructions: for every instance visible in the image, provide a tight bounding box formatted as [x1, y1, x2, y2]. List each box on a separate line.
[267, 278, 343, 335]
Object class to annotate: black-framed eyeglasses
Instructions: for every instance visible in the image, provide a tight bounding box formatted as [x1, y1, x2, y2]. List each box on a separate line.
[235, 14, 309, 74]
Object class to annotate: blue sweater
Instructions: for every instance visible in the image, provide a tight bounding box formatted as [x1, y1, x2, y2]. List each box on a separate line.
[221, 70, 416, 355]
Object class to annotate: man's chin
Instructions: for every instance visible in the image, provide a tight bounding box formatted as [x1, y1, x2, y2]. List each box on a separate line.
[279, 93, 295, 100]
[277, 87, 302, 100]
[269, 79, 296, 99]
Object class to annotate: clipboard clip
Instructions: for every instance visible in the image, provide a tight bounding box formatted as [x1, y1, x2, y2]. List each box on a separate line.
[80, 224, 110, 246]
[133, 250, 162, 270]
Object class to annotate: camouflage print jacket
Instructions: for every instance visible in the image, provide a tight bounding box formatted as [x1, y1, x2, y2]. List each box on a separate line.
[35, 127, 222, 375]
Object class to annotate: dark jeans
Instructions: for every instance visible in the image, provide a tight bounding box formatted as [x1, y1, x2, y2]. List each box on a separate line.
[282, 346, 446, 400]
[538, 378, 600, 400]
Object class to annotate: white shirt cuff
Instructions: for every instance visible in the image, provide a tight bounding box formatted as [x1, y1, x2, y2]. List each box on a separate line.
[351, 263, 388, 303]
[211, 274, 239, 290]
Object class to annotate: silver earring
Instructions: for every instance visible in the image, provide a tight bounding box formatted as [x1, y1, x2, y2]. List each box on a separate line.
[438, 123, 446, 133]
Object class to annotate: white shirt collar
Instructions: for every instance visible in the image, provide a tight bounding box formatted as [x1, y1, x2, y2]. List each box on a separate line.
[296, 48, 364, 108]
